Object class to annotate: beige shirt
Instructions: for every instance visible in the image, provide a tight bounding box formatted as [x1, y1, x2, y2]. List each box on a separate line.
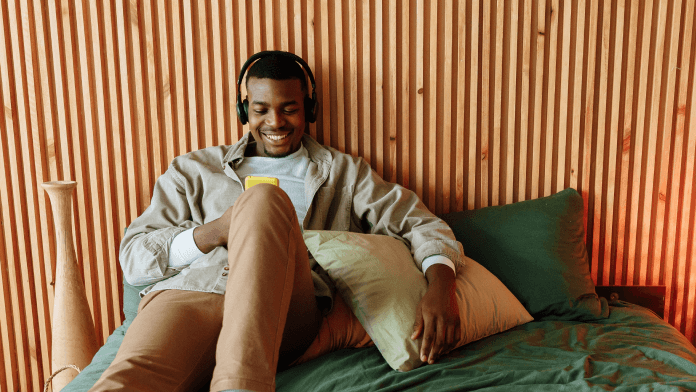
[119, 133, 464, 307]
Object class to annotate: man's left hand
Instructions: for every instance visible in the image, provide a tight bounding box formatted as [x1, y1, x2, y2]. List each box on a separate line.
[411, 264, 460, 365]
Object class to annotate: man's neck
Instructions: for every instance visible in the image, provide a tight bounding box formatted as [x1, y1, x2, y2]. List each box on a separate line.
[244, 142, 258, 157]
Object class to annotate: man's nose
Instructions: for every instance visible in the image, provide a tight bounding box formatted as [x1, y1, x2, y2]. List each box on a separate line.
[265, 111, 285, 128]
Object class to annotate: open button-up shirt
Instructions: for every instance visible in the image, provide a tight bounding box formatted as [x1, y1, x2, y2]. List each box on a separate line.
[119, 133, 464, 308]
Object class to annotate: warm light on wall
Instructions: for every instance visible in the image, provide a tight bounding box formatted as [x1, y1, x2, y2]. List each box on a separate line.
[0, 1, 695, 391]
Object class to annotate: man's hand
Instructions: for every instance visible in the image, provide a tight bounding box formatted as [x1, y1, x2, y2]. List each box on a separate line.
[192, 206, 235, 253]
[411, 264, 460, 365]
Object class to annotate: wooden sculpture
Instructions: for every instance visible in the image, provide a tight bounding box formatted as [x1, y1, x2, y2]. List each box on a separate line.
[42, 181, 98, 391]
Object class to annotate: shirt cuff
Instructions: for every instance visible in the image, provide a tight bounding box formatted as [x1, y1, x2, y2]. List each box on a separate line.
[168, 228, 205, 268]
[421, 255, 456, 276]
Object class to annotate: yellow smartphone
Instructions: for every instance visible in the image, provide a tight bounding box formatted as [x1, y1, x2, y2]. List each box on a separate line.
[244, 176, 279, 190]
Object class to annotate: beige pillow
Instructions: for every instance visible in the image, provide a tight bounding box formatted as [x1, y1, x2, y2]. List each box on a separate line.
[303, 230, 534, 372]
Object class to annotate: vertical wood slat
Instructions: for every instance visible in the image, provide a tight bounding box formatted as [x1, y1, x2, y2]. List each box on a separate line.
[667, 0, 695, 335]
[22, 0, 55, 382]
[348, 0, 359, 158]
[581, 0, 599, 276]
[76, 0, 111, 341]
[2, 1, 696, 390]
[492, 0, 503, 206]
[100, 0, 127, 330]
[543, 0, 558, 199]
[615, 0, 640, 287]
[416, 0, 424, 200]
[531, 0, 545, 201]
[210, 1, 224, 148]
[653, 0, 684, 289]
[319, 0, 330, 146]
[506, 0, 519, 205]
[400, 0, 410, 190]
[375, 0, 385, 179]
[442, 0, 453, 213]
[481, 0, 491, 207]
[602, 0, 626, 286]
[626, 0, 654, 285]
[518, 0, 532, 202]
[455, 0, 467, 210]
[142, 0, 163, 180]
[0, 1, 24, 389]
[387, 0, 397, 184]
[172, 0, 190, 151]
[680, 33, 696, 336]
[115, 0, 138, 226]
[224, 0, 239, 145]
[334, 0, 346, 154]
[360, 0, 371, 165]
[427, 0, 437, 209]
[555, 0, 570, 195]
[182, 0, 198, 152]
[157, 0, 176, 165]
[467, 0, 479, 210]
[6, 0, 42, 389]
[195, 0, 213, 149]
[568, 0, 585, 193]
[28, 0, 62, 382]
[639, 1, 669, 286]
[591, 0, 610, 285]
[672, 0, 696, 330]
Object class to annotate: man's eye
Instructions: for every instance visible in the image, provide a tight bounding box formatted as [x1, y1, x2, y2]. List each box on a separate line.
[284, 109, 299, 114]
[254, 110, 267, 114]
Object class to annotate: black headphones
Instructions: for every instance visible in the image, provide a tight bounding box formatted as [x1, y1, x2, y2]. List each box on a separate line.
[236, 50, 317, 125]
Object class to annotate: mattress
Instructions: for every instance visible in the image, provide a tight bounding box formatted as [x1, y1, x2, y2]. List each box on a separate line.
[65, 301, 696, 391]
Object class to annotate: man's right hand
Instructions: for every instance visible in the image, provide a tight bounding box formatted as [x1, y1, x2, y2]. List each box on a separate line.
[192, 205, 234, 253]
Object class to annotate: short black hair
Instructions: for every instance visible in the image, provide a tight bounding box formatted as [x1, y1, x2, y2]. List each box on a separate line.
[245, 54, 308, 94]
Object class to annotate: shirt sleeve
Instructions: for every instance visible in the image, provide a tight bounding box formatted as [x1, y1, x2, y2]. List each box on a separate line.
[120, 163, 196, 286]
[168, 228, 205, 268]
[351, 158, 464, 273]
[421, 255, 456, 276]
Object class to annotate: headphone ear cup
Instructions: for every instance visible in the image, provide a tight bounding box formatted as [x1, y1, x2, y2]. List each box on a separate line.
[305, 96, 317, 123]
[237, 98, 249, 125]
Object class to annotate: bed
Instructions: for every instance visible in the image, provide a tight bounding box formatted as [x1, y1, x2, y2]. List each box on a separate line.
[62, 189, 696, 391]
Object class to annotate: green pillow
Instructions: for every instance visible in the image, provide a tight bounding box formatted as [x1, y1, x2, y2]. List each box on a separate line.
[304, 230, 533, 371]
[123, 281, 148, 322]
[439, 188, 609, 321]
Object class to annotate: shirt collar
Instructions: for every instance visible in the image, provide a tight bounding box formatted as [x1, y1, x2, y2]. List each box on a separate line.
[223, 133, 331, 169]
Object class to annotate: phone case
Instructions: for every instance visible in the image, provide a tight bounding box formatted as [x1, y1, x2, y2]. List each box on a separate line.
[244, 176, 279, 189]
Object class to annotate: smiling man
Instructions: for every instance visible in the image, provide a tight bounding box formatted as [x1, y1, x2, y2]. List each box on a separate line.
[91, 51, 464, 392]
[246, 76, 306, 158]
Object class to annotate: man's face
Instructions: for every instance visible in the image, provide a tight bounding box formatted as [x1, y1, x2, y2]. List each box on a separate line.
[246, 77, 306, 158]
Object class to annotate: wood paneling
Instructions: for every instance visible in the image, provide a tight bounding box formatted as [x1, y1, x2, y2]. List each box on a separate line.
[1, 0, 695, 390]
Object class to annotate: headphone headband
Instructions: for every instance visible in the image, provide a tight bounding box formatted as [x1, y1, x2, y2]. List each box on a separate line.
[236, 51, 317, 124]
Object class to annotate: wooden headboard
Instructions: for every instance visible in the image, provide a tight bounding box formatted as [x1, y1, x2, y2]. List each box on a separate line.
[1, 1, 695, 390]
[595, 286, 667, 318]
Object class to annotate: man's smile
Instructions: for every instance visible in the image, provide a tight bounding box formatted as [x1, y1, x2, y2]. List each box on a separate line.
[261, 130, 293, 142]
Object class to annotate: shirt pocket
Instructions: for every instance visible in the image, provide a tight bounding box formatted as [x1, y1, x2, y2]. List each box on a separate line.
[313, 185, 353, 231]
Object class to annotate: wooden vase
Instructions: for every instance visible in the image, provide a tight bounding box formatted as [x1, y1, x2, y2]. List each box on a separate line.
[42, 181, 98, 391]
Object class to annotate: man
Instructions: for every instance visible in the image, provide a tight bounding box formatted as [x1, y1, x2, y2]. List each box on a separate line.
[92, 51, 463, 392]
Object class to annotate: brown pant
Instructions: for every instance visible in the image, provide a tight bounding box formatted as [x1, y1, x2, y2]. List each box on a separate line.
[90, 185, 372, 392]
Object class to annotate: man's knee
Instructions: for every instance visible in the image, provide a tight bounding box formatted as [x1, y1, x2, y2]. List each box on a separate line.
[233, 183, 295, 222]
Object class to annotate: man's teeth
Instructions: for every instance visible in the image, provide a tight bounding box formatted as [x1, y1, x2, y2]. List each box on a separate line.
[265, 133, 289, 141]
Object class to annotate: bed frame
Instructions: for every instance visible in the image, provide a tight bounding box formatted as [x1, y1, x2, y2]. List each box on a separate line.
[595, 285, 666, 318]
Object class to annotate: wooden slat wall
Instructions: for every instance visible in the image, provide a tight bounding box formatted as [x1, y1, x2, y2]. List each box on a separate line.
[1, 0, 695, 390]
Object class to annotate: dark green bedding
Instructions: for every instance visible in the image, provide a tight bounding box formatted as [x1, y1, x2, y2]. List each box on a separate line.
[66, 302, 696, 391]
